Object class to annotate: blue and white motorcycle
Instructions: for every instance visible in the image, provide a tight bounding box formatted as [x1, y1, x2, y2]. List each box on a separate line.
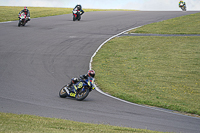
[59, 77, 95, 101]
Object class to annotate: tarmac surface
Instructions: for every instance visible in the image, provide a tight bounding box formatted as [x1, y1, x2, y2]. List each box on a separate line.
[0, 11, 200, 133]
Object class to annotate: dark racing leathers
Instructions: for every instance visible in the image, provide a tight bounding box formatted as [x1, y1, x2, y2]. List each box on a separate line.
[179, 1, 186, 8]
[73, 5, 84, 15]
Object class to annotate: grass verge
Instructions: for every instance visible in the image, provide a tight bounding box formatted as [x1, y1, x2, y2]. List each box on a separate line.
[128, 13, 200, 34]
[0, 112, 165, 133]
[93, 12, 200, 116]
[0, 6, 135, 22]
[92, 36, 200, 115]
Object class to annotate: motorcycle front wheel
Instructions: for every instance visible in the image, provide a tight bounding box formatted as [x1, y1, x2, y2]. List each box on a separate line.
[73, 15, 76, 21]
[22, 20, 26, 26]
[18, 20, 21, 27]
[76, 87, 89, 101]
[59, 85, 68, 98]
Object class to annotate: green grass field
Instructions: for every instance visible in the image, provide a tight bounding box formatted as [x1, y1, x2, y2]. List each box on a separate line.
[93, 12, 200, 116]
[0, 112, 164, 133]
[129, 13, 200, 34]
[93, 36, 200, 115]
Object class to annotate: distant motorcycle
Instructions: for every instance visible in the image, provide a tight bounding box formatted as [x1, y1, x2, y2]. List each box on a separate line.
[179, 3, 186, 11]
[72, 9, 81, 21]
[59, 77, 95, 101]
[18, 12, 27, 27]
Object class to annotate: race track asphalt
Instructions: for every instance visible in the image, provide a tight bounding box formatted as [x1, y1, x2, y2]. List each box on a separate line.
[0, 11, 200, 133]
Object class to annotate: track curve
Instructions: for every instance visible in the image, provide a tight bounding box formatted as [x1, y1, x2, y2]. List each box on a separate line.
[0, 11, 200, 133]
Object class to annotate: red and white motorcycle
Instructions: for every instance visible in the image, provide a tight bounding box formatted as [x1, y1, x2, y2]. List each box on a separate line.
[18, 12, 27, 27]
[72, 9, 82, 21]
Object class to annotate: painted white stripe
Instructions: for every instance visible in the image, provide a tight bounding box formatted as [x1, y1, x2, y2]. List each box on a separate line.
[89, 26, 200, 119]
[0, 21, 15, 24]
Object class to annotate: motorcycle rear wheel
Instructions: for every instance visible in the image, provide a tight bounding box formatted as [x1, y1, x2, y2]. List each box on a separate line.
[181, 6, 186, 11]
[78, 16, 81, 21]
[76, 87, 89, 101]
[59, 85, 68, 98]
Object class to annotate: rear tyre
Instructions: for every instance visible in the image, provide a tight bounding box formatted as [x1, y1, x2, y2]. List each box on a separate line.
[78, 16, 81, 21]
[59, 85, 68, 98]
[181, 6, 186, 11]
[77, 13, 81, 21]
[76, 87, 89, 101]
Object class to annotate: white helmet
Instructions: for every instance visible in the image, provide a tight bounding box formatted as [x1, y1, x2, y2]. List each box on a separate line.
[77, 3, 81, 6]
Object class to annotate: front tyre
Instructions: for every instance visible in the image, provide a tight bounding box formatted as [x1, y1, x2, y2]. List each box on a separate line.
[76, 87, 89, 101]
[22, 20, 26, 26]
[59, 85, 68, 98]
[18, 20, 21, 27]
[73, 15, 76, 21]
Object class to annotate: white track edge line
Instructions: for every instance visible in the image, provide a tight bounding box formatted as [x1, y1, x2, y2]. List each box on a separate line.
[0, 21, 15, 24]
[89, 26, 200, 119]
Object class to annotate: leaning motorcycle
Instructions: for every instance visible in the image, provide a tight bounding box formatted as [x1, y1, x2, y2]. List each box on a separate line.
[18, 12, 27, 27]
[59, 77, 95, 101]
[72, 9, 81, 21]
[180, 3, 186, 11]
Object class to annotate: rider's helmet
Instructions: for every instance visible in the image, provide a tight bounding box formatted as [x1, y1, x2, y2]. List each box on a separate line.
[88, 70, 95, 78]
[24, 7, 28, 11]
[77, 3, 81, 10]
[71, 78, 79, 84]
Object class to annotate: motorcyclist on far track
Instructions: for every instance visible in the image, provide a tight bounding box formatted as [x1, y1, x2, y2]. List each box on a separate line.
[179, 0, 186, 8]
[67, 70, 95, 93]
[73, 3, 84, 15]
[18, 7, 31, 22]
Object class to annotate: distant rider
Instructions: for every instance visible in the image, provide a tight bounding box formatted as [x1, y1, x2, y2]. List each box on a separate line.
[67, 70, 95, 92]
[179, 1, 186, 8]
[18, 7, 30, 22]
[73, 3, 84, 15]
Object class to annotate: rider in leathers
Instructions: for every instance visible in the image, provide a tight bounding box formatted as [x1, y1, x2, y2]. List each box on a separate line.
[19, 7, 30, 22]
[73, 3, 84, 15]
[179, 1, 186, 8]
[67, 70, 95, 93]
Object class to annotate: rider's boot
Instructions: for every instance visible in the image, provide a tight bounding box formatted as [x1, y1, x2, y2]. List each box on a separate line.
[26, 18, 30, 23]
